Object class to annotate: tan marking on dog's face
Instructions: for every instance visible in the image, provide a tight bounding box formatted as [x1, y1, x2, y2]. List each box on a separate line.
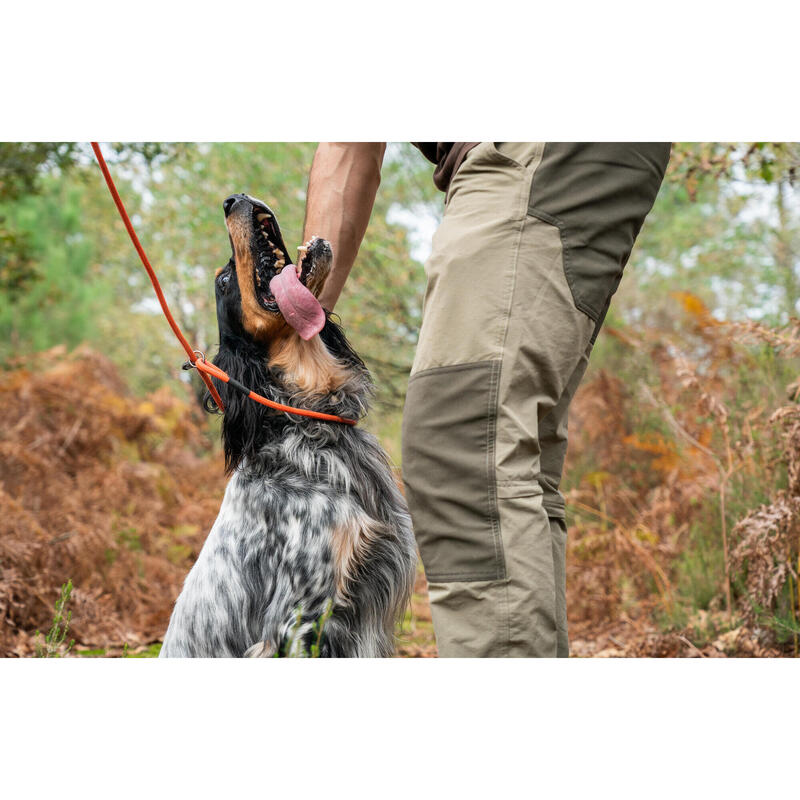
[226, 213, 289, 341]
[268, 333, 349, 397]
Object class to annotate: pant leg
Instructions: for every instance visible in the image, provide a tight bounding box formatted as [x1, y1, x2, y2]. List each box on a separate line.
[538, 339, 593, 657]
[402, 142, 670, 657]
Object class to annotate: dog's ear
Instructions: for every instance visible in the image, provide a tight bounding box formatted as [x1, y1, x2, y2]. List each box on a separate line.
[204, 336, 276, 474]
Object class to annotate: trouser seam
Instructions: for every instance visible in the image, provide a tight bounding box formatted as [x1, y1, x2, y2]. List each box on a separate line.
[486, 359, 504, 580]
[493, 149, 543, 653]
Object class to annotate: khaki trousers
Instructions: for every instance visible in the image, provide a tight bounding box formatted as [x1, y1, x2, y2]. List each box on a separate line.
[402, 142, 670, 657]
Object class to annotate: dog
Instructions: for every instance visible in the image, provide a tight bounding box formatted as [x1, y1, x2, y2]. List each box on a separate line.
[160, 194, 416, 657]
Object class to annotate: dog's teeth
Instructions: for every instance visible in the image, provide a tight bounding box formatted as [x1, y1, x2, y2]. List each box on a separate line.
[257, 213, 268, 221]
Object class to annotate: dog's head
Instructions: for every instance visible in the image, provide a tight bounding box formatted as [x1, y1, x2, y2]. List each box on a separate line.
[215, 193, 332, 343]
[209, 194, 369, 473]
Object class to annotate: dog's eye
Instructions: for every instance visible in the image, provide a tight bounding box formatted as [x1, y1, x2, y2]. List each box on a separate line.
[218, 269, 231, 290]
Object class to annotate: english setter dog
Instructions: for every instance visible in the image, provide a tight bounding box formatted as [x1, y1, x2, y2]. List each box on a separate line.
[160, 194, 416, 657]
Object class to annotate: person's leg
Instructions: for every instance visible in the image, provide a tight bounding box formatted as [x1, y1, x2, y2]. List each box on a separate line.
[402, 142, 582, 657]
[537, 339, 593, 657]
[402, 142, 670, 657]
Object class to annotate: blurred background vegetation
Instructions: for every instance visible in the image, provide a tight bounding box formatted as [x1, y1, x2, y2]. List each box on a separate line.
[1, 142, 799, 656]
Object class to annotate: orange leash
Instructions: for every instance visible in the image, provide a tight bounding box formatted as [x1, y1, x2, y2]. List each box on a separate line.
[91, 142, 357, 426]
[191, 358, 357, 425]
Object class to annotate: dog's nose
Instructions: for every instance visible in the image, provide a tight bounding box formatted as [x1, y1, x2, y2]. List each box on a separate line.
[223, 195, 240, 217]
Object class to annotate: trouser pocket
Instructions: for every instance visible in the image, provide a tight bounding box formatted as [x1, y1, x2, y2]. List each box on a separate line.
[402, 360, 505, 582]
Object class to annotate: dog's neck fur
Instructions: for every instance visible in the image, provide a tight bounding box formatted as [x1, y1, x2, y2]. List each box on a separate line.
[208, 314, 371, 474]
[268, 333, 350, 397]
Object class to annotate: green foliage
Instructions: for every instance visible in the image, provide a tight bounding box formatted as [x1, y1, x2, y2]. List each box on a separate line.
[34, 580, 75, 658]
[74, 642, 163, 657]
[0, 176, 110, 359]
[74, 648, 107, 657]
[0, 142, 181, 204]
[0, 222, 36, 295]
[667, 143, 800, 195]
[673, 523, 726, 613]
[0, 143, 82, 202]
[124, 643, 162, 658]
[0, 143, 181, 301]
[627, 148, 800, 326]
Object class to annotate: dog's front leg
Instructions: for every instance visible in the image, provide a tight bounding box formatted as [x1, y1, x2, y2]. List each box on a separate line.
[161, 506, 259, 658]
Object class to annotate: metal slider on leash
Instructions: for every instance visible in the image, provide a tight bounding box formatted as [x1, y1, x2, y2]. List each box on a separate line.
[182, 352, 250, 400]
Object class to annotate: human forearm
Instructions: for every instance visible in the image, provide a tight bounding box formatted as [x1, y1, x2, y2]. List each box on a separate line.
[302, 142, 386, 310]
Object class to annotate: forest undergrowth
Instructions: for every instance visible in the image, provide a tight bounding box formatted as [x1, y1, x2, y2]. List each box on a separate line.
[565, 299, 800, 656]
[2, 308, 799, 657]
[0, 347, 226, 656]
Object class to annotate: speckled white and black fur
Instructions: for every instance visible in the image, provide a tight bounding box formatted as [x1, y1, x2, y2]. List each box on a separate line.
[160, 196, 416, 658]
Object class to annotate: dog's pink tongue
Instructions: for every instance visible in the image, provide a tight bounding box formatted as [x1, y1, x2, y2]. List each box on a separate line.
[269, 266, 325, 340]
